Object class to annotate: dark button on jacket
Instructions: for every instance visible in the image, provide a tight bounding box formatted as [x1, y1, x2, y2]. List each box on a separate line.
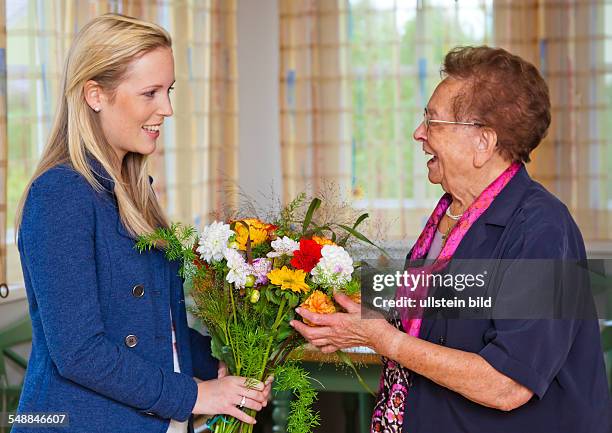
[125, 335, 138, 348]
[132, 284, 145, 298]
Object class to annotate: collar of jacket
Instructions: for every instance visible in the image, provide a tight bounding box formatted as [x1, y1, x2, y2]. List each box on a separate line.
[86, 154, 155, 195]
[476, 163, 531, 228]
[87, 155, 115, 193]
[452, 164, 532, 260]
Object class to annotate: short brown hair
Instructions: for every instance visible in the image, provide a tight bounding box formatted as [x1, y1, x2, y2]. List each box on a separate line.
[441, 46, 551, 163]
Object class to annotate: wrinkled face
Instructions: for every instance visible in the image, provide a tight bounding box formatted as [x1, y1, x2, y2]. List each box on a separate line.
[413, 77, 481, 192]
[98, 47, 175, 161]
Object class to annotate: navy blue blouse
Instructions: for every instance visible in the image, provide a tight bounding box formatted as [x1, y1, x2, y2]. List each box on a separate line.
[402, 165, 611, 433]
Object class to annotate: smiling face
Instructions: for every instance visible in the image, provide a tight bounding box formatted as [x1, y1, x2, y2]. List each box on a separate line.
[95, 46, 175, 162]
[413, 77, 482, 193]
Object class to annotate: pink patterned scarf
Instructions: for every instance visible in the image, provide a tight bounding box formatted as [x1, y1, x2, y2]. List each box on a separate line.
[370, 162, 521, 433]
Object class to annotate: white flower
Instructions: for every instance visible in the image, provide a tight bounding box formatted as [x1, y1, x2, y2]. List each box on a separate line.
[197, 221, 234, 264]
[224, 248, 250, 289]
[267, 236, 300, 258]
[311, 245, 354, 289]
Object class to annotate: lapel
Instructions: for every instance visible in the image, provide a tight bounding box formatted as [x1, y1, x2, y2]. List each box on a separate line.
[418, 165, 533, 341]
[89, 157, 190, 373]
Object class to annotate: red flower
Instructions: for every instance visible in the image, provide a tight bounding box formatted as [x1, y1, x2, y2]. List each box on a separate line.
[290, 238, 323, 273]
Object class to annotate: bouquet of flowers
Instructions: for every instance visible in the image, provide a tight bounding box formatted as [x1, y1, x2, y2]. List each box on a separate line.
[136, 194, 383, 433]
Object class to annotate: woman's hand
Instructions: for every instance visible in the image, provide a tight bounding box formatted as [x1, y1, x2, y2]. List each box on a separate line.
[217, 361, 228, 378]
[216, 361, 273, 402]
[290, 292, 393, 353]
[192, 375, 274, 424]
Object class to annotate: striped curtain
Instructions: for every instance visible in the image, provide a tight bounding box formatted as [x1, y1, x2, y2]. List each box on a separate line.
[494, 0, 611, 242]
[279, 0, 494, 239]
[279, 0, 611, 243]
[0, 0, 6, 288]
[3, 0, 238, 285]
[278, 0, 353, 205]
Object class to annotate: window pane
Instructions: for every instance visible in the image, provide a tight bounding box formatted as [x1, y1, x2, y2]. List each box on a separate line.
[349, 0, 493, 235]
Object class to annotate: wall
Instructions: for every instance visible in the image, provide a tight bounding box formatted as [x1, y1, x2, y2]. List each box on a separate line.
[237, 0, 282, 212]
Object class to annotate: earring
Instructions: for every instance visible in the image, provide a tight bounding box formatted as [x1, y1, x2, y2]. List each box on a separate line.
[94, 107, 101, 112]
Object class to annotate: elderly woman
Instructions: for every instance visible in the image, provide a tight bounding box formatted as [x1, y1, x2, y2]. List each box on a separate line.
[291, 46, 610, 433]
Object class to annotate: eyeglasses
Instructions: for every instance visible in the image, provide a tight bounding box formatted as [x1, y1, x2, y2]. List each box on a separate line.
[423, 108, 484, 131]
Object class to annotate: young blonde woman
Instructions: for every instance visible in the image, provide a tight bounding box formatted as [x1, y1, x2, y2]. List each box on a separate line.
[14, 13, 270, 433]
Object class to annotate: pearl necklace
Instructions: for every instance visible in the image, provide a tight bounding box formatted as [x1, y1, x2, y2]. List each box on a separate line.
[445, 206, 463, 221]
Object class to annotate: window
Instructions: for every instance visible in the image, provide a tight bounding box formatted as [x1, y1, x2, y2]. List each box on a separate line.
[348, 0, 493, 238]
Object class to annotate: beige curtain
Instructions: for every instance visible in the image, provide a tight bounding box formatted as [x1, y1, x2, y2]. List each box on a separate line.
[279, 0, 495, 239]
[3, 0, 238, 284]
[0, 0, 6, 287]
[147, 0, 238, 226]
[205, 0, 239, 219]
[495, 0, 611, 241]
[279, 0, 611, 243]
[278, 0, 352, 205]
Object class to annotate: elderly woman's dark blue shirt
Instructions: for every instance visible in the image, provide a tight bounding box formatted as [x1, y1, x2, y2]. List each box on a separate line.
[402, 165, 611, 433]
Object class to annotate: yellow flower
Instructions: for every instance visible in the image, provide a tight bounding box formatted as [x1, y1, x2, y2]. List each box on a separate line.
[301, 290, 337, 326]
[267, 266, 310, 293]
[234, 218, 270, 250]
[312, 235, 335, 246]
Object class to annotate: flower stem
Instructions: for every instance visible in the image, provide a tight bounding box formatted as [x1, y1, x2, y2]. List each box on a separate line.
[337, 351, 376, 396]
[226, 320, 240, 375]
[259, 297, 287, 381]
[226, 281, 241, 374]
[272, 297, 287, 330]
[228, 282, 238, 327]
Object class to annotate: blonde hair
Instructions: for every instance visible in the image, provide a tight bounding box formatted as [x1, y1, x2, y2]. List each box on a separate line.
[16, 13, 172, 237]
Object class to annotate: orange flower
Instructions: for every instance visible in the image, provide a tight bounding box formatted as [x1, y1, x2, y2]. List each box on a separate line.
[300, 290, 336, 326]
[312, 235, 335, 246]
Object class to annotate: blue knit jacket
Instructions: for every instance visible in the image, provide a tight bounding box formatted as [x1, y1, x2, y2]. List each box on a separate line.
[15, 161, 218, 433]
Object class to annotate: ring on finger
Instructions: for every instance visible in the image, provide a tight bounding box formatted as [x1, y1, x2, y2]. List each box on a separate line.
[239, 395, 246, 409]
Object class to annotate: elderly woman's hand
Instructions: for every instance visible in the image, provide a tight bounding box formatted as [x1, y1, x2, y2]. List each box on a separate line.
[290, 292, 393, 354]
[217, 361, 228, 378]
